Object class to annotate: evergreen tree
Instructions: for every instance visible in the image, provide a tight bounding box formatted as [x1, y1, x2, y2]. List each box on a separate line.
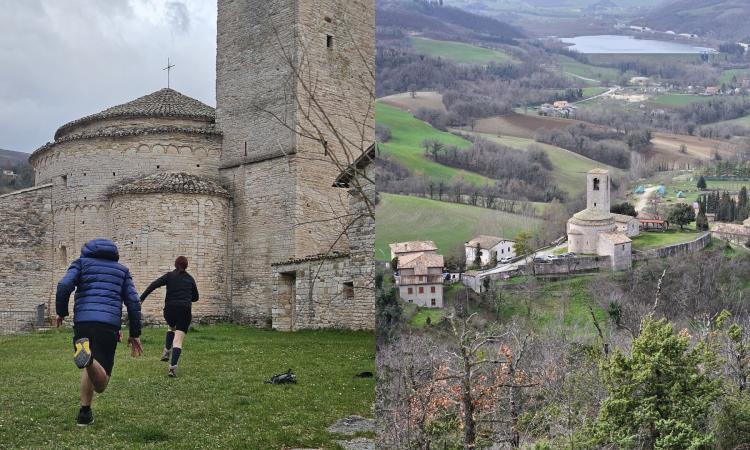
[595, 319, 721, 449]
[611, 202, 638, 217]
[473, 243, 482, 268]
[697, 175, 707, 189]
[667, 203, 695, 230]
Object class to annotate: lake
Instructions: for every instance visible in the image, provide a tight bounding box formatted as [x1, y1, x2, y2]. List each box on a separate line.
[560, 35, 716, 54]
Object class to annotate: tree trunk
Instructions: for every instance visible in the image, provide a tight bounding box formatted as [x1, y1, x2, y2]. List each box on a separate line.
[462, 348, 476, 449]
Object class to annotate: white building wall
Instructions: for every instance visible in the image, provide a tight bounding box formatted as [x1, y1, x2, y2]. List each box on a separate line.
[399, 284, 443, 308]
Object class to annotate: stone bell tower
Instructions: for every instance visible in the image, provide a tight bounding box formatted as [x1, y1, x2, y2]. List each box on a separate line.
[587, 168, 610, 213]
[215, 0, 375, 324]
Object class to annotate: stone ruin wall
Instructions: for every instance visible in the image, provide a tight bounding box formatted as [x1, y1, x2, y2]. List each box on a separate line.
[109, 192, 230, 322]
[0, 185, 54, 317]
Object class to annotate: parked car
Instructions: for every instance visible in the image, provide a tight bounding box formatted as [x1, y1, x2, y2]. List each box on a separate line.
[533, 256, 548, 264]
[544, 255, 558, 262]
[499, 256, 513, 264]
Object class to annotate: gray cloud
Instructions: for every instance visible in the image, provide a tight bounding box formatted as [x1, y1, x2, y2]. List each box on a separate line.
[0, 0, 216, 153]
[166, 1, 191, 33]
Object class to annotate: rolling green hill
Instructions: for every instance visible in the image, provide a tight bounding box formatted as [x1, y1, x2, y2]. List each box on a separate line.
[474, 134, 624, 198]
[410, 37, 518, 65]
[375, 193, 542, 260]
[641, 0, 750, 41]
[376, 103, 492, 187]
[554, 55, 621, 84]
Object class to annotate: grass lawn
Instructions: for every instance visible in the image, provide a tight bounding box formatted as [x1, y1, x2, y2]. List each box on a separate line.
[720, 68, 749, 84]
[588, 53, 703, 66]
[410, 37, 517, 65]
[647, 94, 715, 107]
[582, 87, 608, 98]
[640, 175, 750, 204]
[631, 229, 700, 251]
[713, 114, 750, 127]
[494, 276, 607, 334]
[410, 308, 446, 327]
[0, 325, 375, 449]
[376, 103, 491, 187]
[375, 193, 541, 260]
[554, 54, 620, 83]
[477, 133, 623, 199]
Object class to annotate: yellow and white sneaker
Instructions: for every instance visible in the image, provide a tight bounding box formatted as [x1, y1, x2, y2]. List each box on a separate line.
[73, 338, 92, 369]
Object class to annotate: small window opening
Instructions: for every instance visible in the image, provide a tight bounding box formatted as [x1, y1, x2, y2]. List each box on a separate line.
[324, 16, 332, 23]
[156, 165, 160, 169]
[83, 173, 86, 176]
[196, 164, 200, 168]
[82, 221, 85, 225]
[61, 175, 68, 187]
[326, 34, 334, 49]
[113, 172, 116, 176]
[593, 177, 600, 191]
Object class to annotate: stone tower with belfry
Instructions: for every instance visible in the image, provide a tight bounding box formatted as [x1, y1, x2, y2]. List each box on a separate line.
[587, 168, 610, 213]
[215, 0, 376, 329]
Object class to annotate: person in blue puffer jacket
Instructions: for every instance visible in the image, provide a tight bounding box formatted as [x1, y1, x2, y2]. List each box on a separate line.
[55, 238, 143, 426]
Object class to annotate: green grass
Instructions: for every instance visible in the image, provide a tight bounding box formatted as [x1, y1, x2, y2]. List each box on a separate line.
[639, 176, 750, 204]
[713, 114, 750, 127]
[587, 53, 704, 66]
[554, 55, 620, 83]
[375, 193, 541, 260]
[477, 134, 623, 199]
[494, 276, 606, 333]
[376, 103, 492, 187]
[720, 68, 749, 84]
[0, 325, 375, 449]
[411, 308, 446, 327]
[410, 37, 517, 65]
[647, 94, 715, 107]
[582, 87, 608, 98]
[631, 229, 701, 251]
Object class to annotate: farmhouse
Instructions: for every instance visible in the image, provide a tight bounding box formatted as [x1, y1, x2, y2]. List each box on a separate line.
[465, 235, 515, 267]
[0, 0, 376, 332]
[397, 252, 445, 308]
[566, 169, 632, 271]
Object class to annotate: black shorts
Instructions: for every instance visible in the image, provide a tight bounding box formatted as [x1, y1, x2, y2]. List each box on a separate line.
[73, 322, 119, 376]
[164, 306, 192, 333]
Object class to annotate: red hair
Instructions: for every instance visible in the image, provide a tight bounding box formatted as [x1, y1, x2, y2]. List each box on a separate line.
[175, 256, 189, 271]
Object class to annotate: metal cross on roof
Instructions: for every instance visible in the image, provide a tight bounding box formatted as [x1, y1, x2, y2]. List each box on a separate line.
[163, 58, 175, 88]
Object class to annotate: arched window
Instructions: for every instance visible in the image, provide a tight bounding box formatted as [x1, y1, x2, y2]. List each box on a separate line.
[593, 178, 600, 191]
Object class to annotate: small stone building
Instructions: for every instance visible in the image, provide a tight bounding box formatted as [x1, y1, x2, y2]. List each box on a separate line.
[613, 214, 640, 237]
[712, 219, 750, 246]
[465, 235, 515, 267]
[567, 169, 632, 271]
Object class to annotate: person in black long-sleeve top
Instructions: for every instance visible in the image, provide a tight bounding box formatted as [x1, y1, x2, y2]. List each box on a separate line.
[141, 256, 199, 377]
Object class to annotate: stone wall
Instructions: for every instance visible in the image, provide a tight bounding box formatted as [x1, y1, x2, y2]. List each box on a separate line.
[272, 255, 362, 330]
[633, 232, 712, 261]
[0, 185, 54, 319]
[532, 256, 611, 276]
[109, 192, 230, 322]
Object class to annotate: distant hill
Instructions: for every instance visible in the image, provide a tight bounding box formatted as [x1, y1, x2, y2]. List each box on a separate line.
[0, 148, 30, 168]
[377, 0, 525, 45]
[0, 149, 34, 195]
[639, 0, 750, 41]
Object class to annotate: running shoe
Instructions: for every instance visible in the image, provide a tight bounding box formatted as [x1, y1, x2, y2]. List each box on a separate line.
[76, 407, 94, 426]
[160, 348, 171, 362]
[168, 366, 177, 378]
[73, 338, 92, 369]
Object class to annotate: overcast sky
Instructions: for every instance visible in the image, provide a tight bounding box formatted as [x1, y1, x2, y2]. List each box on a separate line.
[0, 0, 216, 153]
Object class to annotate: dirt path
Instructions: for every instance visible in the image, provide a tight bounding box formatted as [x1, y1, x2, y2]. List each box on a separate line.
[635, 186, 659, 213]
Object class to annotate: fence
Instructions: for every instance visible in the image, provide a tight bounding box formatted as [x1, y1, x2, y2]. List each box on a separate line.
[0, 304, 46, 335]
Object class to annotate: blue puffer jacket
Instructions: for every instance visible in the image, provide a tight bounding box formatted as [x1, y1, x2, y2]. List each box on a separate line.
[56, 239, 142, 337]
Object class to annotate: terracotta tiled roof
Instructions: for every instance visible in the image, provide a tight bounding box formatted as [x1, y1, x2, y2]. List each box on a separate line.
[55, 88, 215, 139]
[399, 252, 444, 275]
[613, 213, 639, 223]
[108, 172, 230, 198]
[588, 168, 609, 174]
[389, 241, 438, 255]
[599, 232, 632, 245]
